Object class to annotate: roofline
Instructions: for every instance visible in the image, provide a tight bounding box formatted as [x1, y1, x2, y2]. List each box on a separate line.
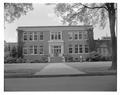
[17, 25, 93, 29]
[5, 42, 17, 44]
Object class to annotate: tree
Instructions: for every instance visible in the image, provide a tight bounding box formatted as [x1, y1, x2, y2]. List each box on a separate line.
[54, 3, 117, 70]
[4, 3, 33, 23]
[10, 46, 17, 58]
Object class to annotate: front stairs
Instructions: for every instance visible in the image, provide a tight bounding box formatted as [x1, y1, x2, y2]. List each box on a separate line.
[50, 56, 65, 63]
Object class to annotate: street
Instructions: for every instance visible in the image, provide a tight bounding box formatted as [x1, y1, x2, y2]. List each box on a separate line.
[4, 75, 117, 91]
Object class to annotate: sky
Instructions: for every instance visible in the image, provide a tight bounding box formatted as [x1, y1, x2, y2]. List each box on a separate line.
[4, 3, 110, 42]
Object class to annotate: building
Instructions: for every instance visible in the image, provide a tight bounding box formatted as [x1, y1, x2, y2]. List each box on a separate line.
[94, 37, 112, 60]
[101, 36, 111, 40]
[17, 26, 95, 62]
[4, 41, 17, 57]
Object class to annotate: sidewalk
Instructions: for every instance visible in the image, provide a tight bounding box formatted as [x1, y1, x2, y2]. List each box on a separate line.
[35, 63, 86, 75]
[4, 62, 116, 78]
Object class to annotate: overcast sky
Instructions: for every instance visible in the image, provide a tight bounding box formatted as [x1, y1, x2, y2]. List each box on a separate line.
[4, 3, 110, 42]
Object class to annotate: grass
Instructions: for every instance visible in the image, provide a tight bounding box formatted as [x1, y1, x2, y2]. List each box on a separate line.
[4, 69, 40, 76]
[4, 63, 48, 77]
[66, 62, 116, 74]
[4, 62, 116, 77]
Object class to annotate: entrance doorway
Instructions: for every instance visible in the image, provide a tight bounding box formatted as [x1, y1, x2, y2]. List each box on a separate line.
[52, 45, 61, 57]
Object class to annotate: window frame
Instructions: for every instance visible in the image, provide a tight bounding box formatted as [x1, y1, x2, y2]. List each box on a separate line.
[29, 32, 33, 41]
[29, 46, 34, 55]
[85, 45, 89, 53]
[34, 32, 38, 41]
[79, 45, 83, 53]
[34, 45, 38, 54]
[74, 32, 78, 40]
[50, 32, 62, 40]
[69, 44, 73, 53]
[40, 32, 43, 40]
[75, 44, 79, 53]
[23, 46, 28, 55]
[74, 31, 83, 40]
[58, 32, 61, 40]
[68, 32, 73, 40]
[23, 32, 27, 41]
[39, 45, 44, 54]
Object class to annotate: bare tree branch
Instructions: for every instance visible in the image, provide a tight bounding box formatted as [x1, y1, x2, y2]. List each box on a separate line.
[80, 3, 108, 10]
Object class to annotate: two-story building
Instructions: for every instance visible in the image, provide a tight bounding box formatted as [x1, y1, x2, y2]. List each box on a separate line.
[17, 26, 95, 62]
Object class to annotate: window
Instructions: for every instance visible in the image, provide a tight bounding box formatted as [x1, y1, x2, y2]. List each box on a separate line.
[23, 32, 27, 41]
[34, 45, 38, 54]
[58, 32, 61, 40]
[74, 32, 82, 40]
[51, 34, 54, 40]
[55, 32, 57, 40]
[29, 32, 33, 41]
[34, 32, 38, 41]
[29, 45, 38, 54]
[50, 32, 62, 40]
[75, 44, 78, 53]
[58, 46, 61, 53]
[53, 45, 61, 56]
[74, 33, 78, 40]
[68, 32, 73, 40]
[40, 32, 43, 40]
[79, 32, 82, 39]
[23, 47, 27, 54]
[75, 44, 83, 53]
[29, 46, 33, 54]
[79, 45, 83, 53]
[56, 46, 61, 53]
[39, 45, 43, 54]
[69, 44, 73, 53]
[85, 45, 89, 53]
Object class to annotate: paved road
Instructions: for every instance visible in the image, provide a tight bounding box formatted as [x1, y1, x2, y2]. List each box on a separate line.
[4, 75, 116, 91]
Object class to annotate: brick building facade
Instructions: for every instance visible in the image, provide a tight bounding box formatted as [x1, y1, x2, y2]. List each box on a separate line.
[17, 26, 95, 62]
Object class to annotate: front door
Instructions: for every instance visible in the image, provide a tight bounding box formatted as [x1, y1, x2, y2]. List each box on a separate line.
[53, 45, 61, 57]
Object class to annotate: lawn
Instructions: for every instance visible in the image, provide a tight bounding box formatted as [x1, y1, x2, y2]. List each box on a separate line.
[4, 63, 48, 77]
[66, 61, 116, 74]
[4, 61, 116, 77]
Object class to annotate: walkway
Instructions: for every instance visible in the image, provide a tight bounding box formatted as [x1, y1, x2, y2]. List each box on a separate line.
[35, 63, 86, 75]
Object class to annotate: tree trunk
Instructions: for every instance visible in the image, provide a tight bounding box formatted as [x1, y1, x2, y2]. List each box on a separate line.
[108, 7, 117, 70]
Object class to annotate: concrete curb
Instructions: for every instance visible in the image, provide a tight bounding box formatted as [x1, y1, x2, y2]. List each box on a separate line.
[4, 72, 117, 79]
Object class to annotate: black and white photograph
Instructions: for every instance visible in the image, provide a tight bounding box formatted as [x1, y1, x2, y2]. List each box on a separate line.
[3, 1, 117, 92]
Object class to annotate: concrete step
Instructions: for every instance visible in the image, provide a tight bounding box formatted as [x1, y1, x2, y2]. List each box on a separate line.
[50, 57, 64, 63]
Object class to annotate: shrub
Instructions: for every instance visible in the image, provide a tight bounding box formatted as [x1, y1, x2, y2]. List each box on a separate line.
[88, 51, 102, 62]
[40, 56, 48, 63]
[73, 57, 79, 62]
[16, 57, 26, 63]
[4, 56, 16, 63]
[64, 55, 73, 62]
[30, 60, 41, 63]
[10, 46, 18, 58]
[30, 56, 48, 63]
